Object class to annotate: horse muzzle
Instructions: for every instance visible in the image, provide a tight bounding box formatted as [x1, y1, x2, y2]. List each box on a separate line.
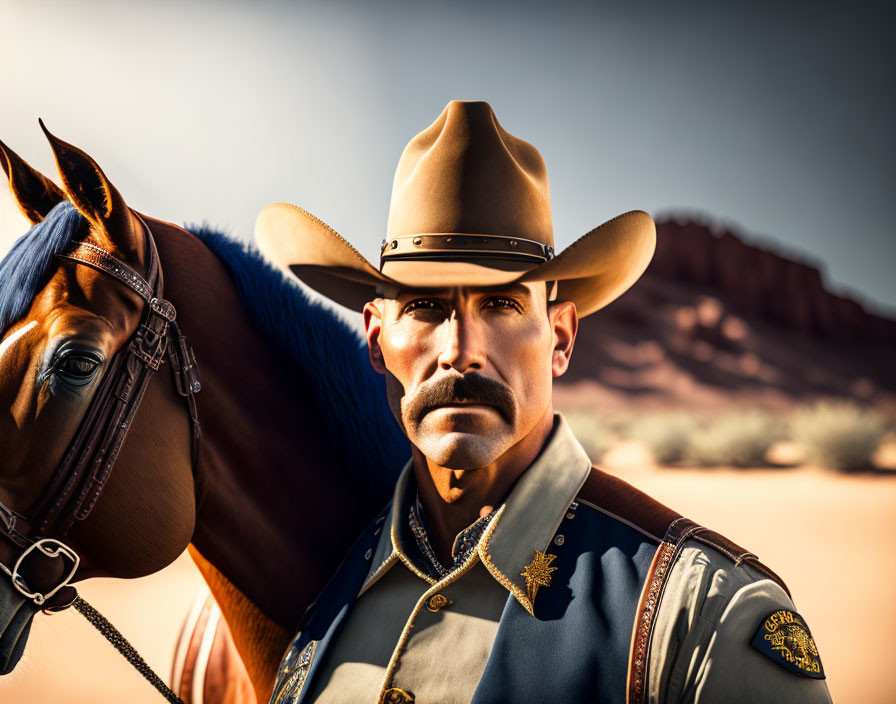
[0, 538, 80, 675]
[0, 579, 38, 674]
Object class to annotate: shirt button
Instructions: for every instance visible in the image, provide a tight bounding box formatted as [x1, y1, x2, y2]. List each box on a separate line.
[425, 593, 453, 612]
[553, 534, 565, 546]
[383, 687, 415, 703]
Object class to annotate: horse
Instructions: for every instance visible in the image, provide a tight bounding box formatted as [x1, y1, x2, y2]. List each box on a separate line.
[0, 125, 408, 703]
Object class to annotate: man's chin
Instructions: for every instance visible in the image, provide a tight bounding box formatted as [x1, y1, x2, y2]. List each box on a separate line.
[414, 430, 512, 470]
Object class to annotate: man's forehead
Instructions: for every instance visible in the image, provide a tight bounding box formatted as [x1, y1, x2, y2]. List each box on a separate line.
[387, 282, 540, 300]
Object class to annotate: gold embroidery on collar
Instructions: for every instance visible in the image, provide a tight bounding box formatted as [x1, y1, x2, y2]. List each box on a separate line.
[391, 509, 438, 586]
[477, 506, 536, 615]
[359, 549, 400, 595]
[521, 550, 558, 603]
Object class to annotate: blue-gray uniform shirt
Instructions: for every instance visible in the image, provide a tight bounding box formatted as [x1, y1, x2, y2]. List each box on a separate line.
[271, 415, 832, 703]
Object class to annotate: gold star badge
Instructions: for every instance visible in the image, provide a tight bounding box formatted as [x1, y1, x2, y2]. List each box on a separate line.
[521, 549, 558, 603]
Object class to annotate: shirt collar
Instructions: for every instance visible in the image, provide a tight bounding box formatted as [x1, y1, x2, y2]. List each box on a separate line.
[475, 414, 591, 614]
[360, 413, 592, 614]
[408, 496, 496, 580]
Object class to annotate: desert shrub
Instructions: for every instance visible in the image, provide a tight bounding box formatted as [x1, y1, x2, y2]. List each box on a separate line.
[564, 411, 612, 462]
[628, 413, 699, 465]
[685, 410, 781, 467]
[605, 414, 635, 439]
[790, 401, 890, 472]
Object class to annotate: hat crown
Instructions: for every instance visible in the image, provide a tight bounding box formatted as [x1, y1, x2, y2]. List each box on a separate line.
[387, 100, 553, 246]
[255, 99, 655, 318]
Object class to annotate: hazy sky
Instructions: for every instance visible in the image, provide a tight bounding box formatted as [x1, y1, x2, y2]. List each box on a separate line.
[2, 0, 894, 312]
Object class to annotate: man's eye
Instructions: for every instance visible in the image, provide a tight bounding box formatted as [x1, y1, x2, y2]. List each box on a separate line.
[483, 297, 522, 312]
[403, 299, 443, 313]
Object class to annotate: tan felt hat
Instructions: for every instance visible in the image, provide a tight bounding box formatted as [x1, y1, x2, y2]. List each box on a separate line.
[255, 100, 655, 317]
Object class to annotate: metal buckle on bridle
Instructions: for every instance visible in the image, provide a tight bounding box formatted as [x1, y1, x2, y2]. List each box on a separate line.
[149, 296, 176, 322]
[4, 538, 80, 607]
[132, 297, 177, 371]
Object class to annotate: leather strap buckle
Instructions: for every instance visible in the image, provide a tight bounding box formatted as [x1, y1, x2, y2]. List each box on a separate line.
[130, 297, 177, 370]
[132, 320, 170, 370]
[380, 232, 554, 265]
[6, 538, 80, 607]
[149, 297, 176, 322]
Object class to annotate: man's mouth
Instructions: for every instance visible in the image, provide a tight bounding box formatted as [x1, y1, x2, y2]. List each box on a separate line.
[431, 402, 496, 412]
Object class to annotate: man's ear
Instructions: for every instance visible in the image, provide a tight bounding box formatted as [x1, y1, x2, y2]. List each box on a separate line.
[363, 299, 386, 374]
[549, 300, 578, 378]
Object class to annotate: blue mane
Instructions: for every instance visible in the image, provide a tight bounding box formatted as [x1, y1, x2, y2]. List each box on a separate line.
[0, 201, 85, 331]
[185, 223, 409, 489]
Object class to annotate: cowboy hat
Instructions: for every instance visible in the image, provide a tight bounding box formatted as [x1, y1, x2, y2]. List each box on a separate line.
[255, 100, 655, 316]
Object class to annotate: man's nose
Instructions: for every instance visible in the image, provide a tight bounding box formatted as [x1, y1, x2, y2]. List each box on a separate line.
[437, 312, 486, 373]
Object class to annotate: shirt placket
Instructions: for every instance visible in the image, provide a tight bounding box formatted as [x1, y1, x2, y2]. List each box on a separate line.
[376, 549, 483, 704]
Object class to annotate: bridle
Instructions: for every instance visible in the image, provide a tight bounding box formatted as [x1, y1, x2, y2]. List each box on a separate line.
[0, 212, 201, 702]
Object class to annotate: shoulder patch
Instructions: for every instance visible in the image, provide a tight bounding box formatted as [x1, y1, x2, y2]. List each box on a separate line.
[751, 609, 825, 679]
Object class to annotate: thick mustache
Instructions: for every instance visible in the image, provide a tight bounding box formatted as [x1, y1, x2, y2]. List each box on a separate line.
[406, 373, 516, 425]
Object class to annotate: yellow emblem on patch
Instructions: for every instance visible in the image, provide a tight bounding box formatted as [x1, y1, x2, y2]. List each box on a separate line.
[751, 609, 825, 679]
[521, 549, 558, 603]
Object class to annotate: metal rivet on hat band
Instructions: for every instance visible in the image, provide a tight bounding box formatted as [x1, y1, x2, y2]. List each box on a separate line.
[380, 233, 553, 266]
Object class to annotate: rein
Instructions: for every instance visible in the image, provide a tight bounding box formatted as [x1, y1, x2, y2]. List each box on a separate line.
[0, 213, 201, 703]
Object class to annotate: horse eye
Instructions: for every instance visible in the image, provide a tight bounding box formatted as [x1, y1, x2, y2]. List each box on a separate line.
[56, 355, 100, 381]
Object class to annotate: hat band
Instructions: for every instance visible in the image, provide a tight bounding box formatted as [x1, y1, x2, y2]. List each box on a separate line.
[380, 233, 554, 267]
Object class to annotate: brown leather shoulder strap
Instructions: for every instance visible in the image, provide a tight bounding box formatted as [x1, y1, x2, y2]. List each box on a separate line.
[625, 515, 791, 704]
[686, 525, 791, 598]
[574, 467, 791, 704]
[576, 465, 681, 541]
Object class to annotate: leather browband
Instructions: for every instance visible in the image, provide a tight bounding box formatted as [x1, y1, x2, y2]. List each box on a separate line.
[57, 241, 156, 303]
[380, 233, 555, 266]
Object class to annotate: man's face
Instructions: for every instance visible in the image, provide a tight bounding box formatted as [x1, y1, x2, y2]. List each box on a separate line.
[363, 282, 577, 469]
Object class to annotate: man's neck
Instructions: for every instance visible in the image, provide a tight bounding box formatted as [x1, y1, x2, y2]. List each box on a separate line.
[411, 408, 556, 567]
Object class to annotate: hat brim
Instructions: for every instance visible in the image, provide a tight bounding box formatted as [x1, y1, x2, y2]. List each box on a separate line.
[255, 202, 655, 317]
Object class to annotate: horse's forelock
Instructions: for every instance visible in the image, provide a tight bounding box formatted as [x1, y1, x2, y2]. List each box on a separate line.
[0, 201, 86, 333]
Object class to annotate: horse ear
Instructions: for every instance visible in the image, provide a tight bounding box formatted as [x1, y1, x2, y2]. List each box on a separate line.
[0, 138, 66, 225]
[39, 119, 144, 262]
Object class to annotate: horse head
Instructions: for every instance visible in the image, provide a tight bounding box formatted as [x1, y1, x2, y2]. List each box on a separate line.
[0, 127, 196, 673]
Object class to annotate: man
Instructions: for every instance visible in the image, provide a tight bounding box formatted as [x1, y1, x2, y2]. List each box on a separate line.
[255, 101, 832, 703]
